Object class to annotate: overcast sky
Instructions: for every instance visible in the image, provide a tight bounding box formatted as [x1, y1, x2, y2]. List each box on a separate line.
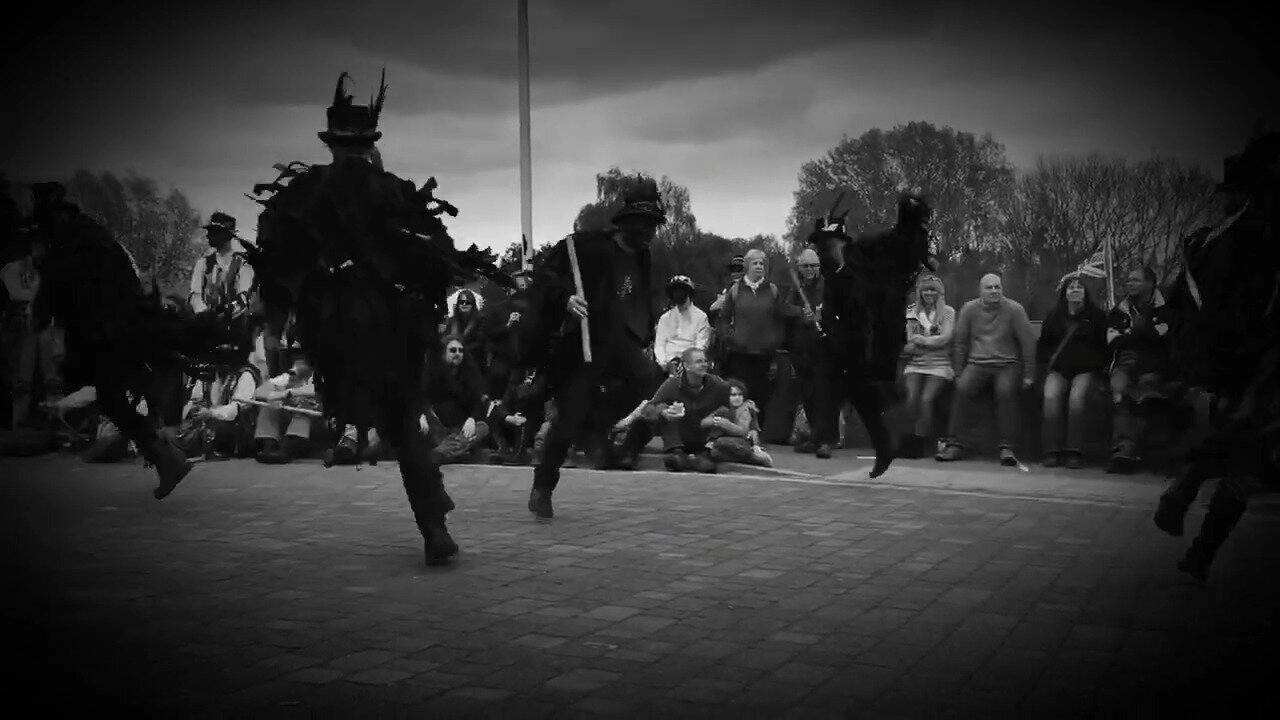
[2, 0, 1274, 252]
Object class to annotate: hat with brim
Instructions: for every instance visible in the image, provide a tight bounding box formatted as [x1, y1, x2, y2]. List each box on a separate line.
[202, 211, 237, 235]
[319, 71, 386, 147]
[611, 200, 667, 226]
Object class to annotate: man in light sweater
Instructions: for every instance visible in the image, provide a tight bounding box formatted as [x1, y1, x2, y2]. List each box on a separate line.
[936, 273, 1036, 466]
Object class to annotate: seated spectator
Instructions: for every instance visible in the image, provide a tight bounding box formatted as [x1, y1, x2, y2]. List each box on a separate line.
[654, 275, 711, 374]
[486, 368, 546, 465]
[418, 335, 489, 465]
[2, 231, 62, 429]
[84, 391, 149, 464]
[253, 349, 319, 464]
[1037, 273, 1109, 469]
[899, 273, 955, 459]
[1105, 265, 1173, 474]
[175, 349, 260, 460]
[714, 249, 799, 426]
[936, 273, 1036, 466]
[705, 378, 773, 467]
[647, 348, 730, 473]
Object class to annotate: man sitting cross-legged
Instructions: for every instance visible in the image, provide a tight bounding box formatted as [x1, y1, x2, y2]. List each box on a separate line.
[253, 350, 319, 464]
[418, 335, 490, 465]
[647, 347, 731, 473]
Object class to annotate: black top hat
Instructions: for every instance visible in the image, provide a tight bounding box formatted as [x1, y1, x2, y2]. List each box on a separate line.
[611, 176, 667, 226]
[809, 214, 852, 244]
[318, 70, 387, 146]
[203, 211, 237, 235]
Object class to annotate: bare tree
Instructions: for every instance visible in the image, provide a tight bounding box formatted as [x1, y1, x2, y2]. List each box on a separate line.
[62, 170, 205, 295]
[786, 121, 1016, 262]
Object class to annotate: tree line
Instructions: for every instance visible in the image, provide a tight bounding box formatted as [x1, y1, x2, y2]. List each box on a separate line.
[6, 120, 1223, 321]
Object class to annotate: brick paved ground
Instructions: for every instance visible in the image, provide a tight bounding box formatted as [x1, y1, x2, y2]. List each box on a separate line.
[3, 454, 1277, 719]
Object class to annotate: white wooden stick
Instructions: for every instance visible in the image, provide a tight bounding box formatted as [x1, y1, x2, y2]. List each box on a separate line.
[565, 235, 592, 363]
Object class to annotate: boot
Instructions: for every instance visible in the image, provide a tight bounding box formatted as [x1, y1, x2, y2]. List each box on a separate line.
[1177, 493, 1247, 582]
[142, 435, 193, 500]
[1154, 467, 1205, 537]
[999, 447, 1020, 467]
[423, 523, 459, 566]
[866, 424, 894, 478]
[816, 443, 832, 459]
[1042, 451, 1062, 468]
[528, 486, 554, 519]
[323, 437, 358, 468]
[897, 433, 921, 460]
[256, 438, 291, 465]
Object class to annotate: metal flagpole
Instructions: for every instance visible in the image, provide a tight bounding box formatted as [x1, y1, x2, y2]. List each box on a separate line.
[518, 0, 534, 271]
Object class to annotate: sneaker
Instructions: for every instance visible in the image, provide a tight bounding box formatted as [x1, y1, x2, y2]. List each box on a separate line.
[751, 446, 774, 467]
[999, 448, 1019, 467]
[935, 444, 963, 462]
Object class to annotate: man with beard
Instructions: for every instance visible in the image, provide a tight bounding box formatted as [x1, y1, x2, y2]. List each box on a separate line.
[808, 194, 936, 478]
[520, 178, 666, 519]
[248, 70, 511, 564]
[188, 212, 254, 317]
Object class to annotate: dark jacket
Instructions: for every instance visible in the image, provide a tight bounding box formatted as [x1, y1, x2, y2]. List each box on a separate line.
[784, 277, 824, 362]
[1107, 290, 1174, 374]
[444, 312, 487, 366]
[649, 371, 731, 421]
[1036, 303, 1109, 378]
[422, 359, 487, 428]
[519, 230, 655, 380]
[485, 289, 532, 369]
[716, 278, 797, 355]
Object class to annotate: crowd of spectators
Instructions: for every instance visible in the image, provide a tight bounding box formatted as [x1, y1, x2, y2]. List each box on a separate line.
[1, 215, 1183, 477]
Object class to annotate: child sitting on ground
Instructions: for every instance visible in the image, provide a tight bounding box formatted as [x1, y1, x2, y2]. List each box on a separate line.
[704, 379, 773, 467]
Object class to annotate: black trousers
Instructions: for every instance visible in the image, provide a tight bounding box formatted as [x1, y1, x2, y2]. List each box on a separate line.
[534, 339, 659, 492]
[793, 351, 837, 446]
[389, 411, 454, 536]
[816, 345, 890, 454]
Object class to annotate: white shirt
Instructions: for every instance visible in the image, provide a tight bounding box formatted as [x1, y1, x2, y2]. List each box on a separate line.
[185, 369, 257, 422]
[189, 245, 255, 314]
[654, 303, 711, 367]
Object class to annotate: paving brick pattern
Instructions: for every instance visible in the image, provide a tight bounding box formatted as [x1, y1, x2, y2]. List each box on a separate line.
[2, 455, 1277, 718]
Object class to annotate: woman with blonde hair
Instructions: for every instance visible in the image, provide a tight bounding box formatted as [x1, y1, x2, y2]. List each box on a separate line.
[899, 273, 955, 458]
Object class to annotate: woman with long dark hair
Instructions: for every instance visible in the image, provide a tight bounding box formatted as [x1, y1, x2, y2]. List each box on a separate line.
[444, 289, 487, 374]
[1036, 273, 1109, 468]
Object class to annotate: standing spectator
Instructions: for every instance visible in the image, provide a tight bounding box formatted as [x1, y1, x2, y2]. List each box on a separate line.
[2, 231, 61, 428]
[419, 336, 490, 464]
[444, 289, 487, 376]
[1105, 265, 1173, 474]
[653, 275, 711, 374]
[785, 249, 827, 454]
[1037, 274, 1109, 468]
[485, 269, 532, 398]
[936, 273, 1036, 466]
[715, 248, 797, 426]
[707, 255, 745, 366]
[188, 212, 254, 316]
[899, 273, 955, 459]
[647, 348, 730, 473]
